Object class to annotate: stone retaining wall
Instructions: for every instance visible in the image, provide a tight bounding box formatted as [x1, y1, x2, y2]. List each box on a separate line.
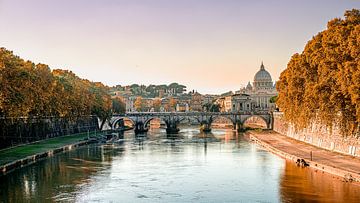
[273, 112, 360, 157]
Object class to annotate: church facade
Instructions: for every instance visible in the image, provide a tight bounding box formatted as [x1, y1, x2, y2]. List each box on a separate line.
[236, 62, 278, 111]
[216, 62, 277, 113]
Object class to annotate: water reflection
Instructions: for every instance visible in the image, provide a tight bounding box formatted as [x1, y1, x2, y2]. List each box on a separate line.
[280, 160, 360, 202]
[0, 144, 124, 202]
[0, 126, 360, 202]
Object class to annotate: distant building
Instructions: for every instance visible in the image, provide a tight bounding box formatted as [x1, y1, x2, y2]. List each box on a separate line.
[158, 89, 165, 98]
[202, 94, 216, 105]
[176, 103, 189, 112]
[125, 96, 136, 112]
[224, 96, 232, 112]
[217, 94, 252, 112]
[231, 94, 253, 112]
[237, 62, 277, 111]
[217, 62, 277, 112]
[190, 92, 203, 111]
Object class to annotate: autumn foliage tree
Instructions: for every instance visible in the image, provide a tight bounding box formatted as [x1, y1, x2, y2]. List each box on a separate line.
[0, 48, 114, 148]
[169, 97, 177, 111]
[153, 98, 162, 112]
[276, 9, 360, 136]
[134, 96, 144, 111]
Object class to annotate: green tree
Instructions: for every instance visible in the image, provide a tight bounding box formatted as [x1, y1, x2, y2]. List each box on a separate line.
[112, 98, 126, 114]
[269, 96, 278, 103]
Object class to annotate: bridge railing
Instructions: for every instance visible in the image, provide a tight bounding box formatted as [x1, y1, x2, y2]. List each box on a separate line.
[113, 111, 271, 117]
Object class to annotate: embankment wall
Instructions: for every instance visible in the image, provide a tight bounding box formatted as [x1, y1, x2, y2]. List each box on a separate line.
[273, 112, 360, 157]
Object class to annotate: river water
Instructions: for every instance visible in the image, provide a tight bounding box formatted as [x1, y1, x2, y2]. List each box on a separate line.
[1, 126, 360, 202]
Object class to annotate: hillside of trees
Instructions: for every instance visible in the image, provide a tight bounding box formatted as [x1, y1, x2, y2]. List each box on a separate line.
[276, 9, 360, 136]
[110, 83, 187, 98]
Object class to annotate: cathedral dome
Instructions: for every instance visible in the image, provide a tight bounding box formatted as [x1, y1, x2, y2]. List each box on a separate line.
[254, 62, 272, 82]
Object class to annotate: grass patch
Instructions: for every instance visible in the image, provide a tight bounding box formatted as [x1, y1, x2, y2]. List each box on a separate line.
[0, 131, 104, 166]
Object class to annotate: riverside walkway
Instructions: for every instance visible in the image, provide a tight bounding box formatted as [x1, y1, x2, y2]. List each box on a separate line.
[249, 130, 360, 182]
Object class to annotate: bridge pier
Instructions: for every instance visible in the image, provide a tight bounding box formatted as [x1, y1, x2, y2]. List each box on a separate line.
[200, 121, 212, 132]
[134, 121, 148, 134]
[234, 122, 246, 132]
[165, 120, 180, 134]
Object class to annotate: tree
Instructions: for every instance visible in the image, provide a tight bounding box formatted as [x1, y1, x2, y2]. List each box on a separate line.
[0, 47, 116, 148]
[153, 98, 162, 112]
[276, 9, 360, 136]
[134, 96, 144, 112]
[169, 97, 177, 111]
[0, 47, 113, 123]
[269, 96, 278, 103]
[202, 103, 220, 112]
[112, 97, 126, 114]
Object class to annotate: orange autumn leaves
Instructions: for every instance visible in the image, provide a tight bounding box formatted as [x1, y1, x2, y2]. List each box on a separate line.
[276, 9, 360, 136]
[0, 48, 111, 122]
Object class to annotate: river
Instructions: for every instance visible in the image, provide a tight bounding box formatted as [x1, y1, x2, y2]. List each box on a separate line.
[1, 126, 360, 202]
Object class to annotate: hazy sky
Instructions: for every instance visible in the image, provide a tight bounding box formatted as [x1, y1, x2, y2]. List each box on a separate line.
[0, 0, 359, 94]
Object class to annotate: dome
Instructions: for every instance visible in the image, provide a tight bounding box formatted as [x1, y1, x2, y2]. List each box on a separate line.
[254, 62, 272, 82]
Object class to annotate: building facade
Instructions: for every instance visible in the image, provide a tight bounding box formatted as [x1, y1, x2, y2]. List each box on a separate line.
[219, 62, 277, 112]
[236, 62, 277, 111]
[190, 92, 203, 111]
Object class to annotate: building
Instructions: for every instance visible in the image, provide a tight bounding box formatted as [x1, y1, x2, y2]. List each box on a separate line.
[231, 94, 253, 112]
[237, 62, 277, 111]
[190, 92, 203, 111]
[217, 94, 253, 112]
[218, 62, 277, 113]
[176, 103, 189, 112]
[125, 96, 136, 112]
[224, 96, 232, 112]
[158, 89, 165, 98]
[202, 94, 216, 105]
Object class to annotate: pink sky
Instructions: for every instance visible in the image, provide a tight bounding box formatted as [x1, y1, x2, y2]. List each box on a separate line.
[0, 0, 359, 93]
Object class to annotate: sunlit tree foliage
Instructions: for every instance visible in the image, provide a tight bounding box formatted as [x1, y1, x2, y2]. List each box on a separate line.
[276, 9, 360, 136]
[0, 48, 112, 126]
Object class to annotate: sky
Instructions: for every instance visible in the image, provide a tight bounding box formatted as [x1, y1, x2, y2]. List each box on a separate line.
[0, 0, 359, 94]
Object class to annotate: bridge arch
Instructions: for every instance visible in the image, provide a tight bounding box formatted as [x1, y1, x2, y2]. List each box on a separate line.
[112, 117, 136, 129]
[241, 115, 270, 129]
[144, 117, 167, 127]
[211, 115, 235, 127]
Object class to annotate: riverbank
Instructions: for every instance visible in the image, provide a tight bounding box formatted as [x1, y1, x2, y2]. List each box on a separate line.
[248, 130, 360, 183]
[0, 130, 108, 176]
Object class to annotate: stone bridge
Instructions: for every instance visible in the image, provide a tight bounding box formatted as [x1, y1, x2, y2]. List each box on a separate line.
[109, 111, 273, 134]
